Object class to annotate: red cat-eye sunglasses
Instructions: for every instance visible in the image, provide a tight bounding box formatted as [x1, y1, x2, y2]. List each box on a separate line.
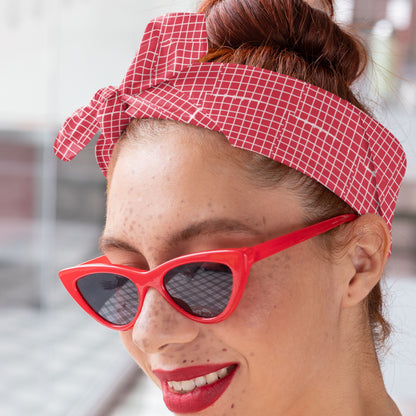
[59, 214, 357, 330]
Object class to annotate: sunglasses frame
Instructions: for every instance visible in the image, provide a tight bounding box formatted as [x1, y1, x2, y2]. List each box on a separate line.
[59, 214, 357, 330]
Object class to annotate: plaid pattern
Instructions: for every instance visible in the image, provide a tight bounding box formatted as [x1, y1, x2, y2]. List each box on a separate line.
[164, 264, 233, 318]
[97, 278, 138, 325]
[77, 273, 139, 325]
[54, 12, 407, 231]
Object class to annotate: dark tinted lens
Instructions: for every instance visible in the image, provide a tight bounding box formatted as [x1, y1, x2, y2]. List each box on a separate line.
[77, 273, 138, 325]
[164, 262, 233, 318]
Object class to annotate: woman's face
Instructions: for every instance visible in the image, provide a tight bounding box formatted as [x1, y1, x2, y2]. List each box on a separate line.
[102, 123, 345, 416]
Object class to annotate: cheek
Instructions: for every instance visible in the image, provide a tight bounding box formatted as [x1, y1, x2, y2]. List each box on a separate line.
[119, 331, 143, 363]
[231, 254, 292, 329]
[215, 247, 339, 352]
[119, 330, 161, 383]
[227, 251, 306, 329]
[119, 331, 165, 388]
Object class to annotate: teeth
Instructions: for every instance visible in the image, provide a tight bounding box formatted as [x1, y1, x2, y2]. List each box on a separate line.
[194, 376, 207, 388]
[205, 372, 218, 384]
[171, 381, 182, 391]
[217, 367, 227, 378]
[167, 365, 233, 394]
[181, 379, 195, 391]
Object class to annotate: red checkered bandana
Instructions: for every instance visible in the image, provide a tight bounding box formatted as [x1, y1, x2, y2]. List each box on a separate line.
[54, 12, 406, 231]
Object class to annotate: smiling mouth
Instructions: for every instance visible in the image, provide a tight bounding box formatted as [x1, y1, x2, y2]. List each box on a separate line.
[167, 364, 237, 394]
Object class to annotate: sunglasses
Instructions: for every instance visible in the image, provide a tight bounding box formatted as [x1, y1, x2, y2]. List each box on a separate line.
[59, 214, 357, 330]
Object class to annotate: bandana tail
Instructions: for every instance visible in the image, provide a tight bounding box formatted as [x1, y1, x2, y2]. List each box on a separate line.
[54, 104, 100, 161]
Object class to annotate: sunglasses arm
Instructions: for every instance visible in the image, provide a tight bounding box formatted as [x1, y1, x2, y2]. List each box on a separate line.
[250, 214, 358, 263]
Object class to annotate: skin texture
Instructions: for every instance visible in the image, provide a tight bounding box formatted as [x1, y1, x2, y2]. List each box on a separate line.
[101, 122, 400, 416]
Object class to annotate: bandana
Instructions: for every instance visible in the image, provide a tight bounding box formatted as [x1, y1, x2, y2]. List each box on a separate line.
[54, 12, 406, 231]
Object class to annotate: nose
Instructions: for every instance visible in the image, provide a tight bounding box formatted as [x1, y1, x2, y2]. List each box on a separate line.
[132, 288, 200, 353]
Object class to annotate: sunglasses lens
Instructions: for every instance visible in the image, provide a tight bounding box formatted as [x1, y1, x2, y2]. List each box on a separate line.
[164, 262, 233, 318]
[76, 273, 139, 325]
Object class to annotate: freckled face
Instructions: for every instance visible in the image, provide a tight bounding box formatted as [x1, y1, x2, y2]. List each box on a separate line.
[103, 123, 343, 416]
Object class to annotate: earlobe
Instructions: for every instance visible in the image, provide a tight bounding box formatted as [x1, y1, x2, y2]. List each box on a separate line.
[341, 214, 391, 308]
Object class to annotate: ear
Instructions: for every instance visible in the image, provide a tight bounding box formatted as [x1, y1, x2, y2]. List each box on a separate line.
[341, 214, 391, 309]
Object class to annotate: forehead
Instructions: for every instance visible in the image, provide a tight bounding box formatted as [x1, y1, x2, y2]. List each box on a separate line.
[107, 121, 261, 217]
[104, 121, 303, 245]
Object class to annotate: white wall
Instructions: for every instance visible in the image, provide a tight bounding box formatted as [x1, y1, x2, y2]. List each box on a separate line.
[0, 0, 197, 128]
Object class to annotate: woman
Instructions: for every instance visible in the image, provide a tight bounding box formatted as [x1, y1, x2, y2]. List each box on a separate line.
[55, 0, 407, 414]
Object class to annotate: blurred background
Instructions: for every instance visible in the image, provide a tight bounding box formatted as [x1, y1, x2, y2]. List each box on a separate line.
[0, 0, 415, 415]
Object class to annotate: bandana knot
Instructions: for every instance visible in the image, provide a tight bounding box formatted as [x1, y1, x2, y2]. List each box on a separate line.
[94, 86, 119, 106]
[53, 85, 123, 162]
[54, 13, 208, 172]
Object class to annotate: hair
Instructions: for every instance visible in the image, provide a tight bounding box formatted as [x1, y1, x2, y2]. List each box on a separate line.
[194, 0, 390, 350]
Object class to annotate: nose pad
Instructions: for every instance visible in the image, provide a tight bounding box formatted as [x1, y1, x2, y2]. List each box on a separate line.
[132, 288, 199, 353]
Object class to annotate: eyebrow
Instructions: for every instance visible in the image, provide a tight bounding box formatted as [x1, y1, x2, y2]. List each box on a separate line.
[99, 217, 261, 255]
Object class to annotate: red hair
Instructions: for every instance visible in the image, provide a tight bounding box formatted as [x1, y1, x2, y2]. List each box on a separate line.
[198, 0, 369, 112]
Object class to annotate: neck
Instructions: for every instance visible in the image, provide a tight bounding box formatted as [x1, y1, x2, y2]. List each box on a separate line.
[287, 308, 402, 416]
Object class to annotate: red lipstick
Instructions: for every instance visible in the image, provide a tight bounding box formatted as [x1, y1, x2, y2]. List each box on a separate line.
[153, 363, 237, 413]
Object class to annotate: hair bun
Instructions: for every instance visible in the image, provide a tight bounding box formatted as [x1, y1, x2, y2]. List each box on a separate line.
[198, 0, 368, 110]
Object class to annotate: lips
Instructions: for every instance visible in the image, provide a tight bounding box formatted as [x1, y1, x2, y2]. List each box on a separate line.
[153, 363, 238, 413]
